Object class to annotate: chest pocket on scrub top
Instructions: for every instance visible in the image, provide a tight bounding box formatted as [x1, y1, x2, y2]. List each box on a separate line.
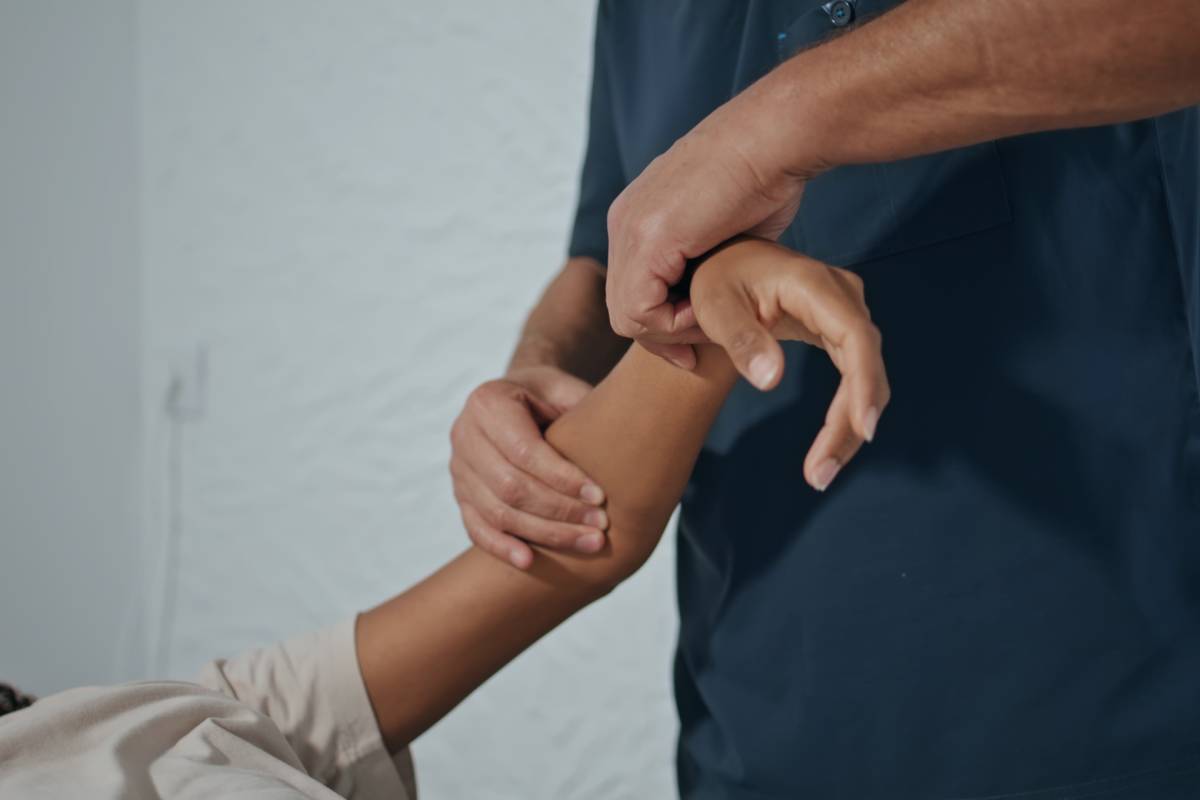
[776, 0, 1012, 266]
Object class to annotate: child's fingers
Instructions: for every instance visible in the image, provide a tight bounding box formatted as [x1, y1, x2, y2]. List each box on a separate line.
[776, 264, 889, 440]
[694, 281, 786, 391]
[821, 321, 890, 443]
[802, 382, 866, 492]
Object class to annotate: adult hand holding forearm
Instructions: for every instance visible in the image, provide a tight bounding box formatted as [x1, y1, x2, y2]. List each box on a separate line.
[451, 365, 606, 566]
[361, 238, 886, 752]
[606, 0, 1200, 382]
[450, 258, 629, 569]
[603, 102, 805, 376]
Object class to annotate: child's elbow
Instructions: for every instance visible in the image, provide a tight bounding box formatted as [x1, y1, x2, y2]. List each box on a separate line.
[573, 516, 668, 598]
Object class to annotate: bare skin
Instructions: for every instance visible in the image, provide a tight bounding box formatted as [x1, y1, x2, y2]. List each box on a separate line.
[453, 1, 1200, 566]
[362, 239, 888, 751]
[605, 0, 1200, 374]
[450, 237, 885, 564]
[690, 238, 889, 488]
[449, 257, 627, 568]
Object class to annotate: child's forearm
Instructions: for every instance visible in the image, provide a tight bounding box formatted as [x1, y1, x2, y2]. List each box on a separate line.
[539, 342, 738, 584]
[357, 344, 736, 751]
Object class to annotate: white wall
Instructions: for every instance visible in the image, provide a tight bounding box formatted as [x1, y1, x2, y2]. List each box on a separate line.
[140, 3, 679, 798]
[0, 1, 144, 695]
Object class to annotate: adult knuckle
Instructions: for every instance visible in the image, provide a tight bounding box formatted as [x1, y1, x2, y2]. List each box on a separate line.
[449, 420, 466, 449]
[631, 211, 668, 248]
[479, 532, 506, 557]
[606, 195, 627, 233]
[465, 385, 493, 416]
[553, 498, 578, 523]
[491, 504, 513, 531]
[609, 309, 635, 338]
[729, 327, 761, 356]
[509, 435, 535, 468]
[496, 470, 525, 506]
[541, 528, 564, 549]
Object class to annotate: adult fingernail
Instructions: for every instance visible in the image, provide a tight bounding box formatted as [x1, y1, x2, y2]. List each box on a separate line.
[584, 508, 609, 529]
[863, 406, 879, 443]
[509, 549, 531, 569]
[580, 483, 605, 505]
[576, 533, 605, 553]
[748, 354, 778, 390]
[811, 458, 841, 492]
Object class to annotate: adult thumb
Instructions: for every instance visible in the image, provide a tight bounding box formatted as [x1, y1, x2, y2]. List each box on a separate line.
[527, 369, 595, 415]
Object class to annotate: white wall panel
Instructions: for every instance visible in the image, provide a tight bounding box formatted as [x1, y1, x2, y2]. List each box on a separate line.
[140, 3, 679, 797]
[0, 0, 143, 696]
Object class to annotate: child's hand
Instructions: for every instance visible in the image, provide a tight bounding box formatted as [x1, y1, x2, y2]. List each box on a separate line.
[690, 237, 889, 490]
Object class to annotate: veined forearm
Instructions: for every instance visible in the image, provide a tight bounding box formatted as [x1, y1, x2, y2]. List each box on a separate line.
[746, 0, 1200, 173]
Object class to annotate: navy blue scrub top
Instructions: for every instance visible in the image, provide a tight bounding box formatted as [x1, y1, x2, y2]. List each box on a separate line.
[568, 2, 1200, 798]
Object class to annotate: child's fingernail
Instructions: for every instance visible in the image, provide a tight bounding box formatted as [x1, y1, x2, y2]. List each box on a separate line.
[863, 406, 879, 443]
[811, 458, 841, 492]
[749, 354, 777, 389]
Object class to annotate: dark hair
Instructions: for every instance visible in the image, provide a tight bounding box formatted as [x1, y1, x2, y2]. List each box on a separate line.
[0, 683, 35, 718]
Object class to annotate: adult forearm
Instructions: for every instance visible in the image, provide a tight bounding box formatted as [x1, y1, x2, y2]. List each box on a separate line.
[746, 0, 1200, 174]
[508, 256, 628, 385]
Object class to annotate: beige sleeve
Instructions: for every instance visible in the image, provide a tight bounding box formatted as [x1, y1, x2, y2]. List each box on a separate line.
[194, 618, 417, 800]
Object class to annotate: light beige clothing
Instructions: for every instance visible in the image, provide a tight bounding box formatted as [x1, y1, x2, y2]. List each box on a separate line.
[0, 620, 416, 799]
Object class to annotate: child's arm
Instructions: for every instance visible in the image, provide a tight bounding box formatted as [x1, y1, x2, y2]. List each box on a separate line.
[356, 344, 735, 752]
[689, 237, 891, 489]
[356, 238, 888, 752]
